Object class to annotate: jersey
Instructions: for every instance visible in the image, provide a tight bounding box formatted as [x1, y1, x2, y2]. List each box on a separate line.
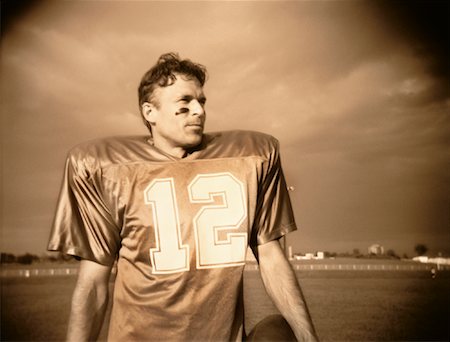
[47, 130, 297, 341]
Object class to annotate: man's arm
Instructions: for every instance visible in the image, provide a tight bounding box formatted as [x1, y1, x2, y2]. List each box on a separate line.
[258, 240, 319, 341]
[67, 259, 112, 342]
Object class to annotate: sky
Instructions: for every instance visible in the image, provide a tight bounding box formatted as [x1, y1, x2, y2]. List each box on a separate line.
[1, 0, 449, 257]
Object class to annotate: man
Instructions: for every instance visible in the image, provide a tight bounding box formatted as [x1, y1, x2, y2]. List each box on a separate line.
[48, 53, 318, 341]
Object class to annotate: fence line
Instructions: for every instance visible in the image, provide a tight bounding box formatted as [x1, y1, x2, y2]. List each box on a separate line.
[245, 263, 449, 271]
[1, 267, 78, 278]
[2, 263, 448, 278]
[248, 263, 449, 271]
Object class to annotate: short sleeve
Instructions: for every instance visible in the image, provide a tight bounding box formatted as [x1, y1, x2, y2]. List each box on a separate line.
[250, 139, 297, 251]
[47, 151, 120, 266]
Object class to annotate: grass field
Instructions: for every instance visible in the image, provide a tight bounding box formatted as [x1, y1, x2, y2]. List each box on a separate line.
[1, 267, 449, 341]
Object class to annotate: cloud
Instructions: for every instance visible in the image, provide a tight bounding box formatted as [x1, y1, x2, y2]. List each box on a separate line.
[2, 1, 448, 254]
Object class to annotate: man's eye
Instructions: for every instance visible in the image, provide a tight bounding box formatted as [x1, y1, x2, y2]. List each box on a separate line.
[177, 108, 189, 114]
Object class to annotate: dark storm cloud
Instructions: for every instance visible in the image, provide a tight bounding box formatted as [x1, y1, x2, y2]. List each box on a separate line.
[1, 0, 39, 35]
[372, 0, 449, 83]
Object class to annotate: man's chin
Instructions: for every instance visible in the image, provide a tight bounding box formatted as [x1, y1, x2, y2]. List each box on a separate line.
[184, 133, 203, 149]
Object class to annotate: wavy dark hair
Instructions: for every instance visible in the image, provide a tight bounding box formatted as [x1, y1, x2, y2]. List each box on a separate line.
[138, 53, 208, 132]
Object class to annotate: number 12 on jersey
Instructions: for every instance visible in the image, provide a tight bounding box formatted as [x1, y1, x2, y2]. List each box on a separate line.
[144, 172, 248, 274]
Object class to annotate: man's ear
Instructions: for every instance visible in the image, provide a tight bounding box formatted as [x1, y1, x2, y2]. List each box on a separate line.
[142, 102, 157, 124]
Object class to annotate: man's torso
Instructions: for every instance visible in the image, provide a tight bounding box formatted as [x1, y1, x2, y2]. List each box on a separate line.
[49, 130, 295, 341]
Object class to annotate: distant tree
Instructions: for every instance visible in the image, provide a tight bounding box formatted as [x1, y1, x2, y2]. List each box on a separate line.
[386, 249, 399, 259]
[43, 251, 76, 263]
[323, 251, 337, 258]
[0, 253, 16, 263]
[17, 253, 39, 265]
[414, 244, 428, 256]
[352, 248, 361, 257]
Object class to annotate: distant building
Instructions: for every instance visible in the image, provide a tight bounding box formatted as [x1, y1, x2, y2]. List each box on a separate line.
[368, 244, 384, 255]
[412, 256, 450, 270]
[293, 252, 325, 260]
[412, 256, 428, 263]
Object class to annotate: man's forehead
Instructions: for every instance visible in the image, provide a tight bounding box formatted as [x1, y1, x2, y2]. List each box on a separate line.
[156, 74, 204, 97]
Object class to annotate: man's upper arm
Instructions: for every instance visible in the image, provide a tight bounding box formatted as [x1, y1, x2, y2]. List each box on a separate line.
[257, 239, 286, 268]
[76, 259, 112, 288]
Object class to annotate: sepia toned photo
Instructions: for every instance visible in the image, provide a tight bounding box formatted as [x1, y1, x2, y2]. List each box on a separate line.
[1, 1, 449, 341]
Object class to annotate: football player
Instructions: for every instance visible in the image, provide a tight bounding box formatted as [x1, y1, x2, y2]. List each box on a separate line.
[48, 53, 318, 341]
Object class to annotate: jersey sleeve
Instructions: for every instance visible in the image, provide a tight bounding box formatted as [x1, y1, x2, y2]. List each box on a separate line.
[250, 138, 297, 249]
[47, 150, 120, 266]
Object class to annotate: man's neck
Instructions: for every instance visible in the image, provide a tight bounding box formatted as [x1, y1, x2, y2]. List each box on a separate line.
[148, 137, 189, 159]
[149, 133, 204, 159]
[167, 146, 189, 159]
[153, 142, 187, 159]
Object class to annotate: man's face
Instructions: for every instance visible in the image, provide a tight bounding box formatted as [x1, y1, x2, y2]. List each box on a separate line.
[143, 74, 206, 155]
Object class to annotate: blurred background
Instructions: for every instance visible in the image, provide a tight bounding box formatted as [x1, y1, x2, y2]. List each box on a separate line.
[1, 0, 449, 258]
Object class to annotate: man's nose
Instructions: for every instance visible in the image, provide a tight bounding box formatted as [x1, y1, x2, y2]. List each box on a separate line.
[190, 100, 205, 116]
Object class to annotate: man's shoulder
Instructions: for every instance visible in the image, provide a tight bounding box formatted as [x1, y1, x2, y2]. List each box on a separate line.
[209, 130, 276, 141]
[69, 135, 147, 154]
[67, 135, 149, 166]
[205, 130, 279, 157]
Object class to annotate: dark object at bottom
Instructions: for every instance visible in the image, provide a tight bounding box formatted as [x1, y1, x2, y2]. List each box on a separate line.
[246, 314, 297, 341]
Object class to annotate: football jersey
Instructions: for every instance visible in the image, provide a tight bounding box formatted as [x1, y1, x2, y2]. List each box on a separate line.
[48, 130, 297, 341]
